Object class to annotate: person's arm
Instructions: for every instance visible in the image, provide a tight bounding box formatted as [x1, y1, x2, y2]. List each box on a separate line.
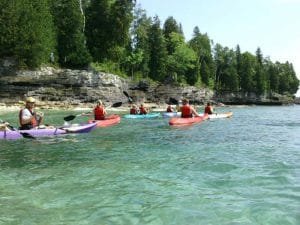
[190, 107, 198, 117]
[36, 111, 44, 125]
[21, 109, 33, 125]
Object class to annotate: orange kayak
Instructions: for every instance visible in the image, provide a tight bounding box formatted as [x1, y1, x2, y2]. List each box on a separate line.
[88, 114, 121, 127]
[169, 114, 209, 126]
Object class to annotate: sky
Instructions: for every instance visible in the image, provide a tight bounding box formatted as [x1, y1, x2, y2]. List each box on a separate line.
[136, 0, 300, 96]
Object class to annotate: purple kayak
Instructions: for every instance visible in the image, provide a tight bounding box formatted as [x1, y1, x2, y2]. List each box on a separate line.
[61, 122, 97, 133]
[0, 122, 96, 140]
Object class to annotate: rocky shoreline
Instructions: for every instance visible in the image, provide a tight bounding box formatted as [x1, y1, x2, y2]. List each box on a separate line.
[0, 60, 298, 107]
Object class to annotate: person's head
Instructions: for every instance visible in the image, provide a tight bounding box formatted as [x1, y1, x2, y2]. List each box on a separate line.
[132, 104, 137, 109]
[182, 98, 189, 105]
[140, 103, 144, 107]
[207, 102, 211, 106]
[25, 97, 36, 108]
[97, 100, 103, 106]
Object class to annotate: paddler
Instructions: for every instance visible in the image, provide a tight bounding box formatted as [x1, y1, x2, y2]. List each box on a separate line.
[139, 103, 148, 115]
[166, 105, 174, 112]
[180, 98, 199, 118]
[19, 97, 44, 130]
[83, 100, 107, 120]
[204, 102, 214, 115]
[129, 104, 139, 115]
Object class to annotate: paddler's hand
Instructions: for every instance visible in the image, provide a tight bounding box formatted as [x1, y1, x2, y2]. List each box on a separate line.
[36, 111, 44, 118]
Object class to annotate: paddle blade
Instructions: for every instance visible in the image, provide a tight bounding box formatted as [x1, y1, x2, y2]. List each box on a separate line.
[64, 115, 76, 121]
[111, 102, 122, 107]
[123, 91, 133, 102]
[21, 132, 36, 139]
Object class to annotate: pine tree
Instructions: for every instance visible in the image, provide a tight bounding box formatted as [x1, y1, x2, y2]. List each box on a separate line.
[189, 27, 214, 87]
[51, 0, 91, 68]
[163, 16, 183, 54]
[1, 0, 56, 68]
[148, 16, 168, 81]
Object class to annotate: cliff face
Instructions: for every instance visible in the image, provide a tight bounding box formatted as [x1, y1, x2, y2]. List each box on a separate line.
[0, 63, 213, 108]
[0, 58, 296, 107]
[0, 67, 129, 107]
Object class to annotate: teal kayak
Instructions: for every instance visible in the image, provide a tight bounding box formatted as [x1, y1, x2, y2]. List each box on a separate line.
[124, 113, 160, 119]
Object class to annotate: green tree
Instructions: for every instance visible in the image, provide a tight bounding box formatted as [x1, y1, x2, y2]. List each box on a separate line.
[213, 44, 239, 91]
[0, 0, 56, 68]
[235, 45, 242, 90]
[166, 33, 197, 84]
[163, 16, 183, 54]
[268, 62, 280, 93]
[148, 16, 168, 81]
[189, 27, 214, 87]
[254, 47, 267, 94]
[51, 0, 91, 68]
[86, 0, 134, 65]
[240, 52, 256, 92]
[85, 0, 112, 61]
[130, 5, 152, 77]
[0, 0, 18, 57]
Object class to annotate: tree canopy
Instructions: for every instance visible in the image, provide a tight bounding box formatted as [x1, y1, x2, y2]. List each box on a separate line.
[0, 0, 298, 96]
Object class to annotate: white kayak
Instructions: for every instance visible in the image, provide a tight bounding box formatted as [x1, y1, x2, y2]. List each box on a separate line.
[162, 112, 181, 118]
[198, 111, 233, 119]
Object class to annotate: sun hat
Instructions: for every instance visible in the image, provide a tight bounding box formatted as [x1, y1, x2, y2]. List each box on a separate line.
[26, 97, 36, 103]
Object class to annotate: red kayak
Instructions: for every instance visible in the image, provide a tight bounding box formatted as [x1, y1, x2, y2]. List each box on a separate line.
[88, 114, 121, 127]
[169, 114, 209, 126]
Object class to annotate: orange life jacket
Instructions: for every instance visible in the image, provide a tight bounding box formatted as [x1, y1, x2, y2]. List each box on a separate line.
[19, 109, 37, 129]
[94, 106, 105, 120]
[181, 105, 192, 118]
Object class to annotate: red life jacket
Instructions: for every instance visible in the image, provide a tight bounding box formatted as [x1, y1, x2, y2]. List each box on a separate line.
[204, 106, 213, 114]
[130, 108, 138, 114]
[167, 106, 173, 112]
[181, 105, 192, 118]
[19, 109, 37, 129]
[94, 106, 105, 120]
[139, 106, 147, 114]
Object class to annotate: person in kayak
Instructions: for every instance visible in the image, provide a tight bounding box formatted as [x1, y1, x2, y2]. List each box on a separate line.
[139, 103, 148, 115]
[83, 100, 107, 120]
[204, 102, 214, 115]
[180, 98, 199, 118]
[166, 105, 174, 112]
[0, 121, 11, 131]
[19, 97, 44, 130]
[130, 104, 139, 114]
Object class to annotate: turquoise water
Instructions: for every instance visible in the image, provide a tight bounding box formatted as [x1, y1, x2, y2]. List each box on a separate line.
[0, 106, 299, 225]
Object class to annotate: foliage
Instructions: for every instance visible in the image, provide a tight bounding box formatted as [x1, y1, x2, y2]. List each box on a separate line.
[148, 16, 168, 82]
[90, 61, 127, 78]
[50, 0, 91, 68]
[0, 0, 56, 68]
[0, 1, 298, 96]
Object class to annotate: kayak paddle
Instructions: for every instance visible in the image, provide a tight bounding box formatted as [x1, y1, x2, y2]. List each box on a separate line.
[123, 91, 133, 102]
[63, 101, 123, 121]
